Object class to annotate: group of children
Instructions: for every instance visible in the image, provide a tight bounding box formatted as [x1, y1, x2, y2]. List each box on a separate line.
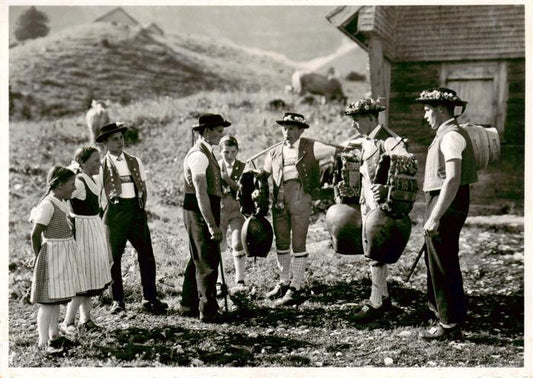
[28, 136, 248, 352]
[29, 146, 113, 353]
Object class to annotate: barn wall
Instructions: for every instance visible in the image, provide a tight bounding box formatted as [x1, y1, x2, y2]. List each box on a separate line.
[388, 60, 524, 209]
[505, 58, 525, 145]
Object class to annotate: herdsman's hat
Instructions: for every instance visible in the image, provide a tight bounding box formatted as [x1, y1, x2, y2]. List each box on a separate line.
[193, 113, 231, 131]
[276, 112, 309, 129]
[344, 97, 386, 117]
[95, 122, 128, 143]
[415, 87, 467, 107]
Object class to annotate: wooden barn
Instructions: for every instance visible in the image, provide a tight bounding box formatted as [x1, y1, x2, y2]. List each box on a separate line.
[144, 22, 165, 36]
[94, 7, 140, 27]
[326, 5, 525, 210]
[326, 5, 525, 146]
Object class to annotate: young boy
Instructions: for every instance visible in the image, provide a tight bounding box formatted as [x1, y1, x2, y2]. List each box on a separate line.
[218, 136, 247, 293]
[96, 122, 168, 315]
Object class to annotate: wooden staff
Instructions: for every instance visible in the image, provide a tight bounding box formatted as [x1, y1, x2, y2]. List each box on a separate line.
[403, 243, 427, 283]
[245, 138, 346, 164]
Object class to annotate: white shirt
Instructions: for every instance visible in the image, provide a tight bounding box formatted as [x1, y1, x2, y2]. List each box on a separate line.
[185, 140, 212, 175]
[263, 138, 337, 180]
[438, 119, 466, 161]
[30, 195, 70, 226]
[71, 172, 100, 201]
[107, 152, 146, 199]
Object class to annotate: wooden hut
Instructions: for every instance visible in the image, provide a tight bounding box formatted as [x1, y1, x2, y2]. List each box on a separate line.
[94, 7, 140, 27]
[326, 5, 525, 146]
[144, 22, 165, 36]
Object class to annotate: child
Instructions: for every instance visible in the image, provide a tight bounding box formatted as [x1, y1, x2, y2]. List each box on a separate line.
[29, 166, 88, 351]
[62, 147, 113, 333]
[96, 122, 167, 315]
[218, 136, 247, 293]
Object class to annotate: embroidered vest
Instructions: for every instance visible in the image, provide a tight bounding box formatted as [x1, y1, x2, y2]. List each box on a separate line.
[102, 152, 146, 201]
[183, 141, 222, 197]
[423, 123, 478, 192]
[270, 137, 321, 199]
[70, 176, 99, 216]
[219, 159, 245, 199]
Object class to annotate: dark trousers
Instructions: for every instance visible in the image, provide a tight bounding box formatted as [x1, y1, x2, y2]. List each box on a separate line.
[424, 185, 470, 325]
[181, 203, 221, 316]
[104, 198, 157, 303]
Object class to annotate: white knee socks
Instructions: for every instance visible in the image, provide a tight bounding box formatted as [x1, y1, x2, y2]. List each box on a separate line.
[370, 264, 389, 308]
[79, 297, 92, 324]
[233, 250, 246, 283]
[276, 249, 291, 284]
[37, 305, 54, 346]
[64, 296, 83, 326]
[291, 253, 308, 290]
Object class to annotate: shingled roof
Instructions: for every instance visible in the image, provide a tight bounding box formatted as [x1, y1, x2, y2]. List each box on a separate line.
[327, 5, 525, 62]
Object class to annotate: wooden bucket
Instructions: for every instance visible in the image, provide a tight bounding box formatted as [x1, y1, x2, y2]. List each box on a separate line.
[460, 123, 500, 170]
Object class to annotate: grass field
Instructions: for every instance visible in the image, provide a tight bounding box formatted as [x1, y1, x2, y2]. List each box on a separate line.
[7, 89, 525, 371]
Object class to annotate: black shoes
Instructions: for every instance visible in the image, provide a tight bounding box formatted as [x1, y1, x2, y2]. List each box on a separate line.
[199, 311, 226, 324]
[142, 298, 169, 315]
[273, 287, 302, 307]
[177, 305, 199, 318]
[420, 324, 463, 340]
[352, 297, 393, 322]
[110, 301, 126, 315]
[265, 282, 290, 299]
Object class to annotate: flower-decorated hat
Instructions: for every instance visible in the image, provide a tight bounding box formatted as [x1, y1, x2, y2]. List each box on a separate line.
[276, 112, 309, 129]
[344, 97, 386, 117]
[415, 87, 467, 107]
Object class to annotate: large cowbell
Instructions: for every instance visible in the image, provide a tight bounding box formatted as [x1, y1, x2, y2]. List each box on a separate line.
[364, 207, 411, 264]
[325, 204, 364, 255]
[241, 215, 273, 258]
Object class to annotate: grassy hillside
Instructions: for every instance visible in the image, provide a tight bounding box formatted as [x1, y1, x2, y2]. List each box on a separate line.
[8, 90, 524, 368]
[9, 22, 293, 120]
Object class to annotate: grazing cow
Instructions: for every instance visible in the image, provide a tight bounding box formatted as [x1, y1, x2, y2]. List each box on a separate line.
[289, 70, 347, 104]
[86, 99, 110, 150]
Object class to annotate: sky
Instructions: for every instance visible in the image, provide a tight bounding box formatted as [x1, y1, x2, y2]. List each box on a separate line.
[7, 5, 361, 62]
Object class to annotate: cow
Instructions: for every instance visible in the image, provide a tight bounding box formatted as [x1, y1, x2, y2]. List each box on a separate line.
[288, 70, 347, 104]
[86, 99, 110, 151]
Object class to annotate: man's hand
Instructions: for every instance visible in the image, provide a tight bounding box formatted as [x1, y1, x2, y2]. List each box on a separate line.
[208, 224, 223, 242]
[371, 184, 388, 203]
[424, 216, 440, 238]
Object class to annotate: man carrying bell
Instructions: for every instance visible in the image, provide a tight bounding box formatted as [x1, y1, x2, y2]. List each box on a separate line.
[341, 98, 417, 321]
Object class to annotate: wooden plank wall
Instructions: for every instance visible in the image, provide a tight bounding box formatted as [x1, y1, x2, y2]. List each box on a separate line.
[505, 59, 525, 145]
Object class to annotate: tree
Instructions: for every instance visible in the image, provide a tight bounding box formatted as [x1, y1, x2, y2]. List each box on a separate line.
[14, 6, 50, 42]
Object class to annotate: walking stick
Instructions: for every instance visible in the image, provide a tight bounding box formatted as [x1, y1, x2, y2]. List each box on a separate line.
[218, 246, 229, 313]
[403, 243, 427, 283]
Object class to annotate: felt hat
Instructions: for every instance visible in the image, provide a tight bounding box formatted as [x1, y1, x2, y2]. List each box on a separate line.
[275, 112, 309, 129]
[344, 97, 386, 117]
[415, 87, 467, 107]
[193, 113, 231, 131]
[95, 122, 128, 143]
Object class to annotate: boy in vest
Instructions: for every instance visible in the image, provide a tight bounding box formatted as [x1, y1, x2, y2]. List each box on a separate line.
[217, 136, 247, 294]
[262, 112, 340, 306]
[342, 97, 412, 321]
[96, 122, 168, 315]
[180, 113, 231, 323]
[415, 88, 478, 340]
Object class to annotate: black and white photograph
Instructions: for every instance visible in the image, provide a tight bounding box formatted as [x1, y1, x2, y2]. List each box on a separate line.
[1, 1, 531, 377]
